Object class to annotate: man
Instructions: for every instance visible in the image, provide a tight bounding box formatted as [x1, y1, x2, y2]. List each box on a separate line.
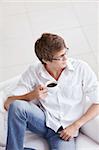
[4, 33, 99, 150]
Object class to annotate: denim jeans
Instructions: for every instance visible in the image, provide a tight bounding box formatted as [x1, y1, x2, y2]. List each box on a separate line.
[6, 100, 76, 150]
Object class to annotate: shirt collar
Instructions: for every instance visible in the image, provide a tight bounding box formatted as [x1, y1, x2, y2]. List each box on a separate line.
[38, 63, 54, 80]
[66, 58, 75, 71]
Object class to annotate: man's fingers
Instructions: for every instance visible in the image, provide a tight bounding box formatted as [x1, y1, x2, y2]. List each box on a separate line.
[39, 84, 46, 88]
[60, 133, 71, 141]
[42, 89, 48, 93]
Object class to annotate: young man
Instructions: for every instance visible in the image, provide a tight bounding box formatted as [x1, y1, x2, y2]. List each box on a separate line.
[4, 33, 99, 150]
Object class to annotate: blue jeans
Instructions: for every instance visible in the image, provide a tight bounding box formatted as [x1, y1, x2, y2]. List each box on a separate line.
[6, 100, 76, 150]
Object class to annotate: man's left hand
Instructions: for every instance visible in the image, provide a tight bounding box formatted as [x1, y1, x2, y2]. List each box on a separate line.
[59, 123, 79, 141]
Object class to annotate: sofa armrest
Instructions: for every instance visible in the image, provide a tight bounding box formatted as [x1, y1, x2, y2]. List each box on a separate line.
[81, 115, 99, 144]
[0, 91, 7, 113]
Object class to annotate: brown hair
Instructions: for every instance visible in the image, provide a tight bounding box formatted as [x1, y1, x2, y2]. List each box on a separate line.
[34, 33, 67, 64]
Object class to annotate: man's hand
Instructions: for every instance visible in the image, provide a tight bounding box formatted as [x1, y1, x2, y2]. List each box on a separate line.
[59, 123, 79, 141]
[27, 84, 48, 101]
[4, 97, 14, 111]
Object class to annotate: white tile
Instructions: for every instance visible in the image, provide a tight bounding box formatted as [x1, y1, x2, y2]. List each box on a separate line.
[98, 2, 99, 24]
[25, 2, 80, 34]
[91, 50, 98, 65]
[71, 52, 98, 78]
[24, 2, 74, 12]
[0, 13, 32, 41]
[0, 37, 39, 68]
[81, 25, 98, 52]
[72, 2, 98, 26]
[0, 2, 26, 18]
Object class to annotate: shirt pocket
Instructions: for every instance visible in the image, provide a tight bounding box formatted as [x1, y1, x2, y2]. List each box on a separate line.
[71, 84, 83, 100]
[62, 84, 83, 101]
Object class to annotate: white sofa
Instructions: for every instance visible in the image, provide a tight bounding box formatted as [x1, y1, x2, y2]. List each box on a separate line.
[0, 76, 99, 150]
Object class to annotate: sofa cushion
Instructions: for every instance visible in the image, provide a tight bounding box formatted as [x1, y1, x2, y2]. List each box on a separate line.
[80, 99, 99, 144]
[81, 115, 99, 144]
[76, 133, 99, 150]
[0, 91, 6, 113]
[24, 130, 49, 150]
[0, 111, 7, 146]
[0, 91, 8, 146]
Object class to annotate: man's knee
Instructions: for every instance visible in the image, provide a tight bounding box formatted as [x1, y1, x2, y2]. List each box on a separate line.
[9, 100, 29, 114]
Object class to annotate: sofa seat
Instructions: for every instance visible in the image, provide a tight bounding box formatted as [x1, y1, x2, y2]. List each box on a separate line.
[0, 132, 99, 150]
[24, 131, 99, 150]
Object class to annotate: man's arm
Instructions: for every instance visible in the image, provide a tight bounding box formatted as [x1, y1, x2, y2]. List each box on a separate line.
[74, 103, 99, 128]
[4, 84, 48, 111]
[59, 104, 99, 141]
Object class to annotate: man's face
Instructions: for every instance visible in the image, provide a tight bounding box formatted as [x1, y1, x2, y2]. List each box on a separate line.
[46, 49, 68, 69]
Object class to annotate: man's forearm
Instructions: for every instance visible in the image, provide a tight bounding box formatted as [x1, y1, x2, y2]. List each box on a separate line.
[7, 94, 29, 102]
[4, 91, 36, 111]
[74, 104, 99, 129]
[7, 91, 36, 102]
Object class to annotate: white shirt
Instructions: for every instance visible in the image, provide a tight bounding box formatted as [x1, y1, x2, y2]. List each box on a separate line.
[10, 58, 99, 137]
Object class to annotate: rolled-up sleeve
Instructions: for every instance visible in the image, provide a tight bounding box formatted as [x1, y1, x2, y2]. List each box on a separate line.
[82, 62, 99, 104]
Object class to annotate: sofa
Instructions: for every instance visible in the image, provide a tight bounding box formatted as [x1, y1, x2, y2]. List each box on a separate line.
[0, 75, 99, 150]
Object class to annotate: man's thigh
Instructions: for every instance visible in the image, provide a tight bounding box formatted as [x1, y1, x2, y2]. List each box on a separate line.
[9, 100, 48, 136]
[25, 102, 48, 136]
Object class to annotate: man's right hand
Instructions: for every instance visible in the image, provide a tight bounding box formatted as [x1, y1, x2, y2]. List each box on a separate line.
[4, 97, 14, 111]
[25, 84, 48, 101]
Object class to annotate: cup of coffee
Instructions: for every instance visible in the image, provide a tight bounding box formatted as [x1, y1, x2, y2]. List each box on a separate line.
[45, 81, 58, 94]
[45, 81, 57, 87]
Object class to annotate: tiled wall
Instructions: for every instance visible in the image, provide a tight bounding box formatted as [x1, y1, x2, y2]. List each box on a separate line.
[0, 1, 98, 82]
